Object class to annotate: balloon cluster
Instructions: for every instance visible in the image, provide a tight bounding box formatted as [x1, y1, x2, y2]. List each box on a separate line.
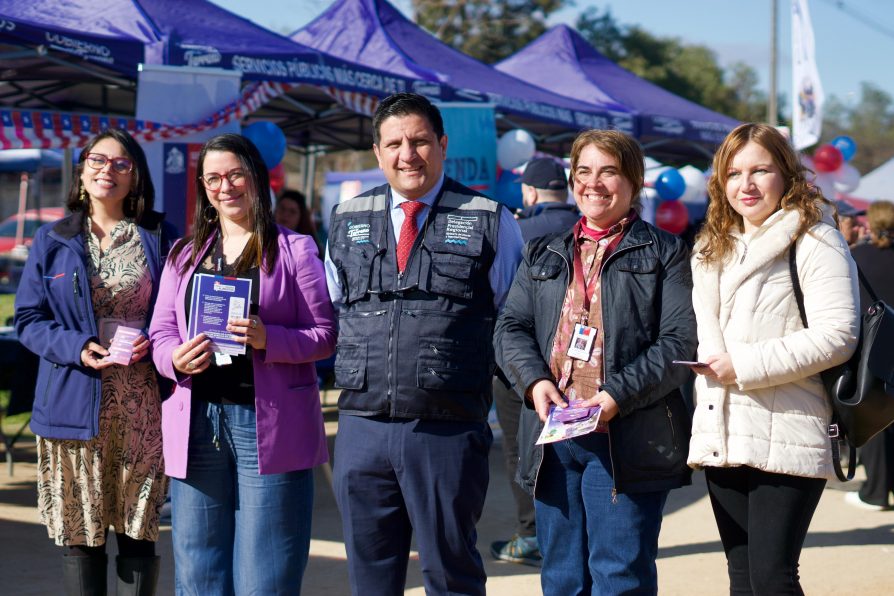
[650, 166, 705, 235]
[811, 135, 860, 198]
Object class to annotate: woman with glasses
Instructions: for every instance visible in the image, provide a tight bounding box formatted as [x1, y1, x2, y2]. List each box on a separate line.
[494, 130, 696, 594]
[149, 133, 336, 594]
[15, 128, 174, 595]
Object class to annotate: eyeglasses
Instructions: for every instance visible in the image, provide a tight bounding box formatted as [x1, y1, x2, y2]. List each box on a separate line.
[199, 170, 246, 191]
[85, 153, 134, 174]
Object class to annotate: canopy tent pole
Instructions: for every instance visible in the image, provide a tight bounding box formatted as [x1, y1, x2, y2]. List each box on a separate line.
[15, 173, 29, 248]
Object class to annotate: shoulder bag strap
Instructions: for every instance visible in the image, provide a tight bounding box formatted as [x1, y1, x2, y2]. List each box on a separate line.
[788, 245, 856, 482]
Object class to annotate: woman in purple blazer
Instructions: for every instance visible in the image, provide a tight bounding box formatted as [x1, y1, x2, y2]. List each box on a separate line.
[149, 134, 336, 595]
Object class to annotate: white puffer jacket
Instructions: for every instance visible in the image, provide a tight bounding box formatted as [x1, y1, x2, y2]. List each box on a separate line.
[688, 206, 860, 479]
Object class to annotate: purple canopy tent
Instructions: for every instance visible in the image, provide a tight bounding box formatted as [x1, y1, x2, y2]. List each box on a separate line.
[0, 0, 162, 114]
[496, 26, 739, 163]
[291, 0, 637, 151]
[0, 0, 447, 151]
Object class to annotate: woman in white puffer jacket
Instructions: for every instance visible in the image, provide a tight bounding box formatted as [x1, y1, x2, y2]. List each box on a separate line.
[687, 123, 860, 595]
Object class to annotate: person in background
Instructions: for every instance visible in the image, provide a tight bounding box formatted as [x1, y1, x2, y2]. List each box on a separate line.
[834, 199, 867, 247]
[495, 129, 696, 594]
[15, 128, 173, 595]
[275, 189, 321, 248]
[149, 133, 336, 595]
[688, 123, 860, 593]
[490, 157, 579, 567]
[845, 199, 894, 511]
[325, 92, 524, 595]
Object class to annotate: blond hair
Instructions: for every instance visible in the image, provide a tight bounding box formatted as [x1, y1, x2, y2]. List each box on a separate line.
[867, 200, 894, 249]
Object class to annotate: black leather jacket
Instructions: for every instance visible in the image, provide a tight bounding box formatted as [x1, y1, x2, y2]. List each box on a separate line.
[494, 218, 697, 495]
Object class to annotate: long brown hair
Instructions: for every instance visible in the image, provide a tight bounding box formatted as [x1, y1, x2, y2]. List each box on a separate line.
[67, 128, 154, 223]
[696, 123, 831, 265]
[168, 134, 279, 274]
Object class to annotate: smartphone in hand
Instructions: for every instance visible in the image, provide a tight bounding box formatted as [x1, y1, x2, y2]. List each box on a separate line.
[672, 360, 709, 367]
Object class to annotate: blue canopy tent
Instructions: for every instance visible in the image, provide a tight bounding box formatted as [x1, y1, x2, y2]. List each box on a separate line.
[0, 0, 447, 150]
[496, 25, 739, 163]
[291, 0, 637, 151]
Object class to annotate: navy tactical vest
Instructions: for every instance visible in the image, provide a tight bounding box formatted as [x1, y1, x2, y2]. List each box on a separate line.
[328, 178, 502, 421]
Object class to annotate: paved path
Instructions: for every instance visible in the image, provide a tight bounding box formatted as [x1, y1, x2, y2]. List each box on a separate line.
[1, 421, 892, 594]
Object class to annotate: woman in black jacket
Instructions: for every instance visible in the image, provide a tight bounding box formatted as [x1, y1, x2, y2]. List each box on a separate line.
[494, 130, 696, 595]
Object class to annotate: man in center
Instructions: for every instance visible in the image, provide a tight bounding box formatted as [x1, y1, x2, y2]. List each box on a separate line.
[325, 92, 524, 595]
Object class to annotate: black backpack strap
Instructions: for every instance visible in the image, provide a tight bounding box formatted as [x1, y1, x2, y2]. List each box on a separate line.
[788, 244, 856, 481]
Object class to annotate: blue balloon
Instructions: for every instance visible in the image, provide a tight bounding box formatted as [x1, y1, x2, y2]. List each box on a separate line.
[242, 121, 287, 168]
[831, 135, 857, 162]
[495, 168, 523, 210]
[655, 168, 686, 201]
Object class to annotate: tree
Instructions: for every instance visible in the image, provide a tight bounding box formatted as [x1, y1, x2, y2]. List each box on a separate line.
[575, 11, 768, 123]
[411, 0, 566, 64]
[821, 82, 894, 174]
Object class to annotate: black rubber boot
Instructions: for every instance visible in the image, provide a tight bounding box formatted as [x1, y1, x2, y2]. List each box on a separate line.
[62, 553, 108, 596]
[116, 556, 160, 596]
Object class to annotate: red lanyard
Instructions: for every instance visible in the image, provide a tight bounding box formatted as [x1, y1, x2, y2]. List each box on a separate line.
[572, 238, 600, 325]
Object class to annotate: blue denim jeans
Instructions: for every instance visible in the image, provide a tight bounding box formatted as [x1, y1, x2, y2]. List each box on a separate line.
[535, 432, 668, 596]
[171, 402, 314, 595]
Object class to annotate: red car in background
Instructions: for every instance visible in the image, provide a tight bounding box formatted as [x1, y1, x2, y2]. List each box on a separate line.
[0, 207, 66, 254]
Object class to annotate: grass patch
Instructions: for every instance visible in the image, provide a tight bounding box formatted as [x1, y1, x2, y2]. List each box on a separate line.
[1, 389, 33, 440]
[0, 294, 13, 326]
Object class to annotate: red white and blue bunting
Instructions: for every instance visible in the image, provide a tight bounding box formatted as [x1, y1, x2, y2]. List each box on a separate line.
[0, 81, 295, 150]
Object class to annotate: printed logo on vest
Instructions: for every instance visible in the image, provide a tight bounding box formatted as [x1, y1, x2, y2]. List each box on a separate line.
[346, 221, 371, 244]
[445, 214, 477, 245]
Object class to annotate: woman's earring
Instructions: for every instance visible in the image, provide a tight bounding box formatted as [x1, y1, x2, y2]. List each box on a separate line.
[203, 204, 219, 223]
[79, 185, 88, 203]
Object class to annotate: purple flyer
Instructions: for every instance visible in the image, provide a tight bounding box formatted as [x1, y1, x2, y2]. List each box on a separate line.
[188, 273, 252, 356]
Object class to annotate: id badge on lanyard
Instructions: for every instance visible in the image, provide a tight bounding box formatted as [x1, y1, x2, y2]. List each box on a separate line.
[567, 322, 597, 361]
[566, 237, 599, 362]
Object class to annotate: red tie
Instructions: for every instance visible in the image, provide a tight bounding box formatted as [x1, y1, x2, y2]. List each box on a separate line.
[397, 200, 425, 272]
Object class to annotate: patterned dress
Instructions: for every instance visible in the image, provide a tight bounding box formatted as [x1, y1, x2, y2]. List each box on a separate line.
[36, 219, 167, 547]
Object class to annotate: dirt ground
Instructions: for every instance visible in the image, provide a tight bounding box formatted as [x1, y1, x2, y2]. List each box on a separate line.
[1, 417, 892, 595]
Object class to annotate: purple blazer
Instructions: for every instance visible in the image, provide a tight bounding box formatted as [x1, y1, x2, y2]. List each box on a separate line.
[149, 227, 336, 477]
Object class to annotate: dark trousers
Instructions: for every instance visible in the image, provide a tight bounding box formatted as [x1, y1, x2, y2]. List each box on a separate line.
[705, 466, 825, 595]
[859, 425, 894, 507]
[492, 374, 536, 537]
[333, 414, 492, 596]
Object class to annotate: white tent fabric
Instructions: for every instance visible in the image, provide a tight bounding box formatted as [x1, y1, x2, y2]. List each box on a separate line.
[852, 157, 894, 202]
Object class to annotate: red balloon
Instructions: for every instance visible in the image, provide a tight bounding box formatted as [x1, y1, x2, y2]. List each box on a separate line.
[655, 200, 689, 235]
[813, 144, 843, 173]
[269, 163, 286, 194]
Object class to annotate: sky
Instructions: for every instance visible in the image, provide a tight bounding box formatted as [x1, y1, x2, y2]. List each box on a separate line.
[214, 0, 894, 117]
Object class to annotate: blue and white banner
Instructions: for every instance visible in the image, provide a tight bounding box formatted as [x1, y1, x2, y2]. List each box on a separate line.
[439, 104, 497, 198]
[792, 0, 824, 150]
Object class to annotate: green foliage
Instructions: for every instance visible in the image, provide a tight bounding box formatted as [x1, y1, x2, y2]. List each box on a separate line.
[576, 12, 767, 123]
[411, 0, 566, 64]
[821, 82, 894, 174]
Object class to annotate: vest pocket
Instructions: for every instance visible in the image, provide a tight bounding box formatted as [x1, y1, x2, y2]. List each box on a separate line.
[333, 338, 368, 390]
[417, 338, 486, 392]
[429, 254, 476, 299]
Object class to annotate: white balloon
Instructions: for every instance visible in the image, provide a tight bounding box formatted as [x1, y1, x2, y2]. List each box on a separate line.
[813, 171, 837, 199]
[639, 187, 659, 224]
[832, 163, 861, 193]
[497, 129, 536, 170]
[678, 164, 708, 204]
